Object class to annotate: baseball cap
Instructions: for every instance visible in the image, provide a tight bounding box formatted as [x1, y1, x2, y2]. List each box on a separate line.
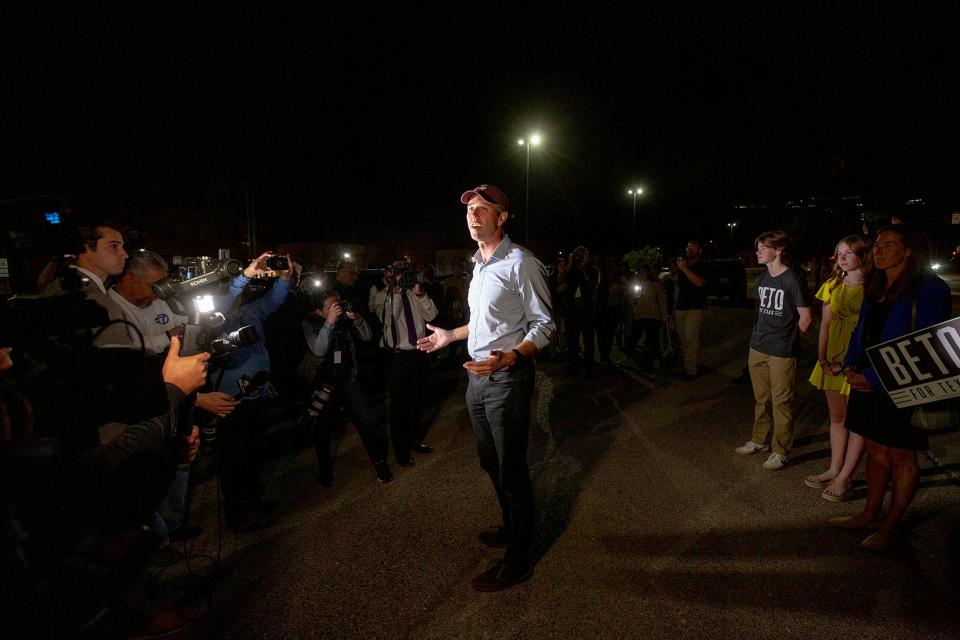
[460, 184, 509, 211]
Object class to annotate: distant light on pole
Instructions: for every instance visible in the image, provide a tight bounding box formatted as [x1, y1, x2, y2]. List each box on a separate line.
[627, 187, 644, 248]
[518, 133, 543, 244]
[727, 222, 737, 241]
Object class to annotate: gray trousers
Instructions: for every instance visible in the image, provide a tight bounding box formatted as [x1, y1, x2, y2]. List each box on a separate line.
[465, 364, 536, 567]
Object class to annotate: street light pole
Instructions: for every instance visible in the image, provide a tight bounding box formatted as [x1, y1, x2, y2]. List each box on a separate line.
[627, 187, 643, 248]
[727, 221, 737, 242]
[518, 134, 541, 244]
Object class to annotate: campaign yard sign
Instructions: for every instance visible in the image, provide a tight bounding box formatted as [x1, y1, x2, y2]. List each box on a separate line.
[867, 316, 960, 408]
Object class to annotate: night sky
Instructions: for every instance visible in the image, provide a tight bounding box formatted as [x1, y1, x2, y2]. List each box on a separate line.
[2, 4, 958, 255]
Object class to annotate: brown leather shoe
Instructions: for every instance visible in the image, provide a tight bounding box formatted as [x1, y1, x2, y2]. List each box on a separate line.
[470, 560, 533, 592]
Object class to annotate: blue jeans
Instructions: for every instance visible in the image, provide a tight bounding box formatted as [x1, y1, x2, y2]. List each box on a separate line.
[466, 364, 536, 567]
[157, 463, 191, 533]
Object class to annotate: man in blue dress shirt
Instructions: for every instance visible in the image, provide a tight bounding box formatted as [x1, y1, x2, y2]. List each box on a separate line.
[417, 184, 554, 592]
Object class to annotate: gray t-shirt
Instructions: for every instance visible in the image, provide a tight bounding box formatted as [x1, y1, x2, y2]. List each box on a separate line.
[750, 267, 811, 358]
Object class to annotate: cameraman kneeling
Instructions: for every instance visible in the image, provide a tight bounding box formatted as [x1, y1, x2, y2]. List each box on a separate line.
[302, 290, 391, 484]
[371, 260, 438, 466]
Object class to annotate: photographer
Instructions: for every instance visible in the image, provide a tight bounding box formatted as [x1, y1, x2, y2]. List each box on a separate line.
[673, 240, 708, 381]
[559, 245, 600, 374]
[371, 259, 438, 467]
[302, 290, 392, 484]
[332, 259, 369, 315]
[206, 252, 296, 533]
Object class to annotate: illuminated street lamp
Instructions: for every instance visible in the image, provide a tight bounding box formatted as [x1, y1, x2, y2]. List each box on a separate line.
[727, 222, 737, 242]
[518, 134, 542, 242]
[627, 187, 644, 247]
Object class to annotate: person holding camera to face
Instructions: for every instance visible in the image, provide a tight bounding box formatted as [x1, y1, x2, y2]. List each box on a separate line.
[559, 245, 600, 374]
[207, 251, 297, 533]
[302, 289, 392, 484]
[371, 259, 439, 467]
[674, 240, 709, 381]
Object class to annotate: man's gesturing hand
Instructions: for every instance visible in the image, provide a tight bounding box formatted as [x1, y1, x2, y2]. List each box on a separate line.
[163, 336, 211, 395]
[417, 324, 452, 353]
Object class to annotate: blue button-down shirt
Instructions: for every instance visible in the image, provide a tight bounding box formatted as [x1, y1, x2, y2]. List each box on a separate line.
[467, 235, 555, 359]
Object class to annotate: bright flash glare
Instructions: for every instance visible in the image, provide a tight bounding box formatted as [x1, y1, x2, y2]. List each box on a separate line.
[195, 295, 215, 313]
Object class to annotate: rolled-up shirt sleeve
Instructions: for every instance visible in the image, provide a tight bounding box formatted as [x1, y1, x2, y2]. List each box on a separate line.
[517, 256, 555, 350]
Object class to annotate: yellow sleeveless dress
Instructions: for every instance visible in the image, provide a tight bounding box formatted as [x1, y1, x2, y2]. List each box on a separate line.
[808, 280, 864, 395]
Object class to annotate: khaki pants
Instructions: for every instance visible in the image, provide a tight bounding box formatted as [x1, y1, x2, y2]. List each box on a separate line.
[748, 347, 797, 456]
[675, 309, 704, 376]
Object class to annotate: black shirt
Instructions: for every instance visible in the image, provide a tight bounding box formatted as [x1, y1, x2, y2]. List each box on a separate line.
[675, 260, 708, 310]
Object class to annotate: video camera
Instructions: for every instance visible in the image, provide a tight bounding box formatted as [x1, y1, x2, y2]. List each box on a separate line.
[152, 257, 244, 303]
[386, 263, 423, 289]
[177, 302, 261, 358]
[151, 256, 260, 358]
[0, 292, 169, 439]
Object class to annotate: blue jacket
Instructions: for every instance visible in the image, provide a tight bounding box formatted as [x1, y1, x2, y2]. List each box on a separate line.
[843, 274, 951, 390]
[213, 276, 291, 399]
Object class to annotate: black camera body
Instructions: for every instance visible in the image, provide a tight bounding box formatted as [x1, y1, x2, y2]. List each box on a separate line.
[266, 255, 289, 271]
[387, 264, 422, 289]
[178, 311, 260, 358]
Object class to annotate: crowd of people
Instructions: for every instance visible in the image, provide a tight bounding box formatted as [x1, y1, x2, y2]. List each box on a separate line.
[0, 182, 953, 634]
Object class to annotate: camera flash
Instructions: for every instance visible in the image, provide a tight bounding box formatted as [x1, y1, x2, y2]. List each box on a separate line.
[634, 285, 641, 293]
[195, 295, 216, 313]
[313, 279, 322, 288]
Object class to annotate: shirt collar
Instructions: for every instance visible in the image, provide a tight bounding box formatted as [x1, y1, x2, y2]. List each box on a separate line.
[473, 235, 513, 265]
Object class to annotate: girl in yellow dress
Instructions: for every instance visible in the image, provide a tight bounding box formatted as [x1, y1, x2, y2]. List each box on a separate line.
[805, 235, 869, 501]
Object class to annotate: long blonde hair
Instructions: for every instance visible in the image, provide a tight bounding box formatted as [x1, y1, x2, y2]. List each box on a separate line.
[827, 235, 870, 293]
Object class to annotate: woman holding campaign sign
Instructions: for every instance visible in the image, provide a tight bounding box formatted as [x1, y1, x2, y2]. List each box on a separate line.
[804, 236, 869, 502]
[830, 225, 950, 552]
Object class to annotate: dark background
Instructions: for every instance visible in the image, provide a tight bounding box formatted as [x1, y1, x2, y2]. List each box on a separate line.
[2, 3, 958, 258]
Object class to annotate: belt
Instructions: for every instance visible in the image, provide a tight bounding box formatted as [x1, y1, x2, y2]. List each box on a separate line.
[386, 348, 423, 356]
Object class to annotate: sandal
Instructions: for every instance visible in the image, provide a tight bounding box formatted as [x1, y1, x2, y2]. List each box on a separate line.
[821, 478, 852, 502]
[804, 472, 836, 489]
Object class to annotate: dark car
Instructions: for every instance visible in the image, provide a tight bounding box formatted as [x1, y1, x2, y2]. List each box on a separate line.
[700, 259, 748, 305]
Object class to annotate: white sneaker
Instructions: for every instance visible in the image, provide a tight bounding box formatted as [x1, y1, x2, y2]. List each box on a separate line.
[762, 452, 788, 470]
[735, 441, 769, 456]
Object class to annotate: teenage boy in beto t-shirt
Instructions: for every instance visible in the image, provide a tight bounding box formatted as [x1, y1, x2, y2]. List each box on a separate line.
[735, 231, 812, 470]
